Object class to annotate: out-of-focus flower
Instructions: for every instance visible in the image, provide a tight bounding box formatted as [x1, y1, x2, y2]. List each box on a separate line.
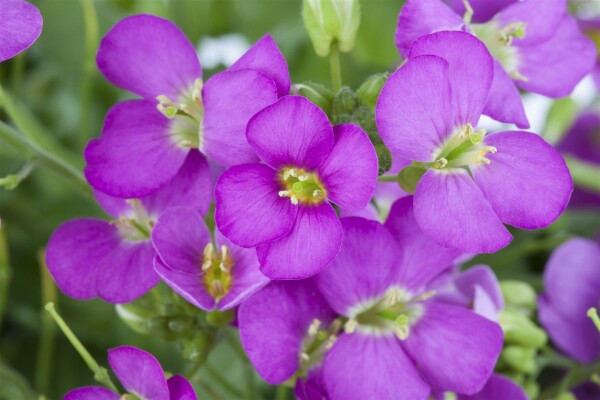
[0, 0, 42, 62]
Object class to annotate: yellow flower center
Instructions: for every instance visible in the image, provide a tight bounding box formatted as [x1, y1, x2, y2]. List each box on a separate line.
[278, 167, 327, 206]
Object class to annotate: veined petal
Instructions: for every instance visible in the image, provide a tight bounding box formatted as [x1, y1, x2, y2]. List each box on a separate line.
[229, 33, 290, 97]
[246, 96, 334, 170]
[84, 100, 188, 198]
[410, 31, 494, 126]
[202, 69, 278, 166]
[376, 55, 454, 161]
[493, 0, 566, 45]
[155, 258, 216, 311]
[317, 124, 378, 211]
[413, 169, 512, 253]
[108, 346, 169, 400]
[96, 14, 201, 100]
[215, 163, 297, 248]
[324, 334, 430, 400]
[63, 387, 119, 400]
[483, 60, 529, 128]
[257, 203, 343, 280]
[0, 0, 43, 62]
[473, 131, 572, 229]
[402, 302, 503, 395]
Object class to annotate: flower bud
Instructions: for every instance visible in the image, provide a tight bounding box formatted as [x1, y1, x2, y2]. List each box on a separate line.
[501, 345, 536, 374]
[180, 331, 214, 363]
[332, 87, 358, 124]
[375, 144, 392, 176]
[146, 316, 178, 341]
[500, 280, 537, 312]
[356, 73, 388, 109]
[556, 392, 577, 400]
[116, 302, 158, 335]
[302, 0, 361, 57]
[398, 166, 427, 194]
[292, 81, 335, 116]
[205, 309, 235, 327]
[500, 309, 547, 348]
[168, 316, 195, 335]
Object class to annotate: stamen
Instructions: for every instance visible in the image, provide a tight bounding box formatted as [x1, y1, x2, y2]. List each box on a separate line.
[211, 280, 225, 298]
[290, 195, 299, 205]
[409, 290, 437, 303]
[478, 156, 491, 165]
[344, 319, 357, 334]
[433, 158, 448, 169]
[278, 190, 291, 197]
[462, 0, 474, 24]
[300, 352, 310, 363]
[313, 189, 325, 199]
[308, 319, 322, 336]
[510, 71, 529, 82]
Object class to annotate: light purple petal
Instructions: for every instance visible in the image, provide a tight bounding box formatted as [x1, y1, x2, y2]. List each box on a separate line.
[257, 203, 343, 280]
[167, 375, 197, 400]
[516, 16, 596, 98]
[84, 100, 188, 198]
[229, 33, 290, 97]
[376, 55, 454, 161]
[395, 0, 464, 58]
[473, 131, 572, 229]
[317, 124, 378, 211]
[316, 217, 400, 316]
[63, 387, 119, 400]
[238, 280, 336, 384]
[215, 163, 297, 247]
[402, 302, 503, 395]
[294, 367, 328, 400]
[454, 266, 504, 316]
[96, 14, 201, 100]
[483, 60, 529, 128]
[215, 229, 269, 311]
[246, 96, 334, 170]
[108, 346, 169, 400]
[384, 197, 461, 290]
[340, 202, 380, 222]
[493, 0, 566, 45]
[410, 31, 494, 126]
[413, 169, 512, 253]
[93, 189, 129, 219]
[324, 334, 430, 400]
[458, 374, 527, 400]
[0, 0, 43, 62]
[155, 258, 215, 311]
[447, 0, 516, 23]
[202, 69, 278, 166]
[538, 295, 600, 364]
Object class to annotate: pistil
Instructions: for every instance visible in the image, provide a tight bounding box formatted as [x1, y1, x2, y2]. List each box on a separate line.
[278, 167, 327, 205]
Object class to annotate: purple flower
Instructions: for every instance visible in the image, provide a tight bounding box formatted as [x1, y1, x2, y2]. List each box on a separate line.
[151, 207, 269, 311]
[454, 373, 527, 400]
[0, 0, 42, 62]
[538, 237, 600, 364]
[85, 14, 289, 198]
[396, 0, 596, 128]
[46, 152, 211, 304]
[578, 17, 600, 89]
[215, 96, 378, 279]
[376, 31, 573, 254]
[63, 345, 197, 400]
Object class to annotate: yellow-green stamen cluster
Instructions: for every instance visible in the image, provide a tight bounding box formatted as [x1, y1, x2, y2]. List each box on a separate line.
[202, 243, 234, 300]
[431, 123, 497, 171]
[113, 199, 155, 242]
[278, 167, 327, 205]
[298, 319, 340, 376]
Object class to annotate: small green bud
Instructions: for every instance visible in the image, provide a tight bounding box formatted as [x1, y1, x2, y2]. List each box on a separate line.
[332, 87, 358, 124]
[523, 381, 540, 399]
[356, 73, 388, 109]
[398, 166, 427, 194]
[375, 144, 392, 176]
[556, 392, 577, 400]
[205, 309, 235, 327]
[116, 301, 160, 335]
[500, 309, 547, 348]
[302, 0, 360, 57]
[500, 280, 537, 312]
[180, 331, 213, 363]
[501, 345, 536, 374]
[146, 316, 178, 340]
[292, 82, 335, 116]
[168, 316, 195, 334]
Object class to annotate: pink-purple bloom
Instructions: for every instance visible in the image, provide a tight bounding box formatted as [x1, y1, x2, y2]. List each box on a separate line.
[396, 0, 596, 128]
[63, 346, 197, 400]
[47, 152, 211, 304]
[151, 207, 269, 311]
[376, 31, 573, 254]
[0, 0, 42, 62]
[85, 14, 289, 198]
[215, 96, 378, 279]
[538, 237, 600, 364]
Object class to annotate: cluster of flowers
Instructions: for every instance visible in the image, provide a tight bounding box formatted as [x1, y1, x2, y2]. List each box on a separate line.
[3, 0, 598, 399]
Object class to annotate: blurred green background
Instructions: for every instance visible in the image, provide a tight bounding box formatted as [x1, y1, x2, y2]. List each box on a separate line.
[0, 0, 599, 399]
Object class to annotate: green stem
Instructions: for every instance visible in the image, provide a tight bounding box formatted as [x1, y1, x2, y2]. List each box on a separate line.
[275, 385, 289, 400]
[538, 359, 600, 399]
[329, 43, 342, 93]
[378, 174, 398, 182]
[35, 251, 57, 395]
[588, 307, 600, 333]
[564, 156, 600, 195]
[0, 160, 35, 189]
[0, 229, 11, 333]
[44, 302, 119, 392]
[80, 0, 99, 142]
[0, 121, 91, 196]
[10, 54, 25, 95]
[205, 365, 244, 398]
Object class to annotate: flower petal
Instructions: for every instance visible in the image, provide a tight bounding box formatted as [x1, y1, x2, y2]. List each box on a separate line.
[108, 346, 169, 400]
[454, 266, 504, 317]
[459, 374, 527, 400]
[410, 31, 494, 126]
[84, 100, 188, 198]
[316, 217, 400, 315]
[376, 55, 454, 161]
[516, 16, 596, 98]
[294, 367, 328, 400]
[64, 387, 119, 400]
[483, 60, 529, 128]
[317, 124, 378, 211]
[96, 14, 201, 100]
[324, 334, 430, 400]
[238, 280, 336, 384]
[229, 34, 290, 97]
[447, 0, 516, 23]
[413, 169, 512, 253]
[395, 0, 464, 58]
[257, 203, 342, 279]
[246, 96, 334, 170]
[215, 163, 297, 247]
[155, 258, 215, 311]
[402, 302, 503, 395]
[494, 0, 566, 45]
[384, 197, 461, 290]
[202, 69, 278, 166]
[473, 131, 572, 229]
[0, 0, 43, 62]
[167, 375, 197, 400]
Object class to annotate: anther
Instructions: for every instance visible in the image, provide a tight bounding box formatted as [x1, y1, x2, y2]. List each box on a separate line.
[479, 156, 491, 165]
[290, 195, 299, 205]
[300, 352, 310, 363]
[344, 319, 357, 334]
[433, 158, 448, 169]
[313, 189, 324, 199]
[510, 71, 528, 82]
[308, 319, 322, 336]
[278, 190, 291, 197]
